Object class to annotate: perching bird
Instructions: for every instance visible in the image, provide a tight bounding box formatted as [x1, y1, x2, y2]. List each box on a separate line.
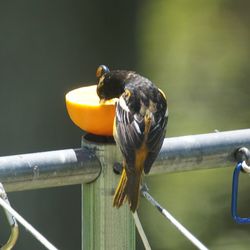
[96, 65, 168, 212]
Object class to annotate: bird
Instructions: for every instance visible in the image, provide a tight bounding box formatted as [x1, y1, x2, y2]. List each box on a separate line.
[96, 65, 168, 212]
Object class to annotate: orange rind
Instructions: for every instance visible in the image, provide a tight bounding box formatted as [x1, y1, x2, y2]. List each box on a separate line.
[65, 85, 116, 136]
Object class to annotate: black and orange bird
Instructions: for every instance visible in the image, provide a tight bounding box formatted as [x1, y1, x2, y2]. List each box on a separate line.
[96, 65, 168, 212]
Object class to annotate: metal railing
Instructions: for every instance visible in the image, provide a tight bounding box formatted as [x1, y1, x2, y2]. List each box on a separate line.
[0, 128, 249, 249]
[0, 129, 249, 192]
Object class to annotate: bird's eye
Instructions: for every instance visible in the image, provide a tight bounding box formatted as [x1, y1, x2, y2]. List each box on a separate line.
[96, 65, 110, 78]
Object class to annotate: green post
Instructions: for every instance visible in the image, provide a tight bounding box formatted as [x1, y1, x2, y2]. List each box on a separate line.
[81, 135, 135, 250]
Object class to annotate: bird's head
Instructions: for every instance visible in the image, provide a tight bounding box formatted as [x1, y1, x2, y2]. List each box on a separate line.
[96, 65, 125, 103]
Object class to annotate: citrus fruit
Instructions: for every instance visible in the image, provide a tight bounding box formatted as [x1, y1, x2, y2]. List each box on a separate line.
[65, 85, 116, 136]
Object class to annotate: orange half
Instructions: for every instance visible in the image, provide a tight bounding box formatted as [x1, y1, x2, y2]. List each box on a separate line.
[65, 85, 116, 136]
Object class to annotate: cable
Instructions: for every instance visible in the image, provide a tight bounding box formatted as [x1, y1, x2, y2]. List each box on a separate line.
[0, 197, 58, 250]
[132, 211, 151, 250]
[141, 186, 208, 250]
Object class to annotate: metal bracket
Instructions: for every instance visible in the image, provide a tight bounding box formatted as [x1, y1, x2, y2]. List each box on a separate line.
[0, 183, 19, 249]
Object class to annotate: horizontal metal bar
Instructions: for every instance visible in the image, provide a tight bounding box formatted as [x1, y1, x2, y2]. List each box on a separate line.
[0, 148, 101, 192]
[0, 129, 249, 192]
[151, 129, 250, 175]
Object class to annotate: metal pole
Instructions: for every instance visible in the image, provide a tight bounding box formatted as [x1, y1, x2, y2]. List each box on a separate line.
[81, 135, 135, 250]
[0, 148, 101, 192]
[0, 129, 249, 192]
[151, 129, 250, 175]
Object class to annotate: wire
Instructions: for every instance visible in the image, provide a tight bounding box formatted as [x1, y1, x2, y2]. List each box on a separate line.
[141, 186, 208, 250]
[132, 211, 151, 250]
[0, 197, 58, 250]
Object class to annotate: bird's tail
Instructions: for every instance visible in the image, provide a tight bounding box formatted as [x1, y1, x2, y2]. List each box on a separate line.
[113, 168, 141, 213]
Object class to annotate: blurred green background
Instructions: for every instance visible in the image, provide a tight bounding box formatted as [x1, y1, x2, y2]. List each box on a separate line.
[0, 0, 249, 249]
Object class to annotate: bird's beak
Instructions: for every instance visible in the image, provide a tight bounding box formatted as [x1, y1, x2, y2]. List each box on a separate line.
[99, 98, 106, 104]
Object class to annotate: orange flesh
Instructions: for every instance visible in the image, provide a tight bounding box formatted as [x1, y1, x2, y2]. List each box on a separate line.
[65, 85, 116, 136]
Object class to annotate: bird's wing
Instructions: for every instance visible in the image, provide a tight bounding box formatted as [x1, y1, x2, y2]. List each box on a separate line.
[143, 114, 168, 174]
[115, 93, 167, 174]
[114, 96, 144, 171]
